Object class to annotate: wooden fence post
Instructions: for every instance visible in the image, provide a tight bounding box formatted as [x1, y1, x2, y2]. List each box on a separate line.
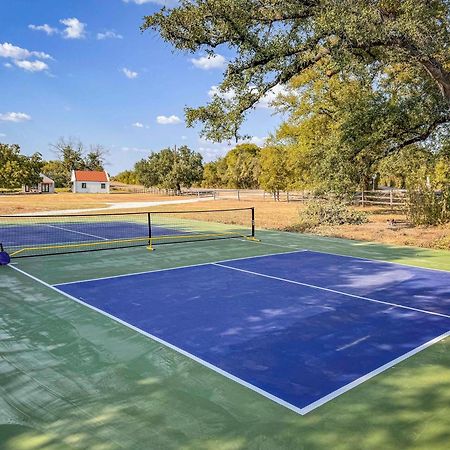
[361, 190, 365, 207]
[237, 189, 240, 201]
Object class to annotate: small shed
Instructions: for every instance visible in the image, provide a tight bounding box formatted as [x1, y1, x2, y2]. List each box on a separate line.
[23, 174, 55, 194]
[71, 170, 110, 194]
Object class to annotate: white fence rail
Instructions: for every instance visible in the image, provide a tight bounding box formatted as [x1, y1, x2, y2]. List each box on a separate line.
[112, 185, 407, 208]
[354, 190, 407, 208]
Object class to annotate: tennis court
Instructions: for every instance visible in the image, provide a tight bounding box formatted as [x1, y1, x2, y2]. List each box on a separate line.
[1, 209, 450, 449]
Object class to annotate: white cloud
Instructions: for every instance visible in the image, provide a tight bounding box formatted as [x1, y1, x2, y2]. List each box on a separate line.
[181, 135, 188, 140]
[0, 112, 32, 123]
[240, 136, 267, 147]
[0, 133, 6, 137]
[208, 83, 290, 109]
[191, 54, 226, 70]
[29, 24, 58, 35]
[156, 115, 182, 125]
[13, 60, 48, 72]
[208, 85, 236, 101]
[60, 18, 86, 39]
[255, 84, 290, 109]
[197, 135, 267, 162]
[4, 62, 12, 68]
[122, 67, 138, 79]
[0, 42, 52, 60]
[97, 30, 123, 40]
[197, 137, 232, 162]
[132, 122, 144, 128]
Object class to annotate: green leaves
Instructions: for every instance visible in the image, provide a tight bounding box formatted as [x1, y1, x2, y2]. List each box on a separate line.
[259, 146, 290, 194]
[0, 143, 43, 189]
[143, 0, 450, 142]
[135, 146, 203, 192]
[46, 139, 108, 187]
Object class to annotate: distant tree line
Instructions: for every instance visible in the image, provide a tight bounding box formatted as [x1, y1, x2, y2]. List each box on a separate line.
[0, 143, 43, 190]
[115, 145, 203, 194]
[43, 138, 108, 188]
[0, 138, 108, 190]
[115, 140, 450, 199]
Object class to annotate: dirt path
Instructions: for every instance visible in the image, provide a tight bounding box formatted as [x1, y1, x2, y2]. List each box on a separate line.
[13, 197, 213, 216]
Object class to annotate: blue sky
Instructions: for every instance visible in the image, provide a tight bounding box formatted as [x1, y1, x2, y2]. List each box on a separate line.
[0, 0, 283, 174]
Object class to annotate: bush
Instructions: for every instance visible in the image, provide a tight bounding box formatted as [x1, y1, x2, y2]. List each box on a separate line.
[293, 200, 368, 231]
[407, 188, 450, 226]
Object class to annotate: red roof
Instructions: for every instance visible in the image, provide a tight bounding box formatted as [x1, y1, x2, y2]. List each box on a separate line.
[74, 170, 109, 182]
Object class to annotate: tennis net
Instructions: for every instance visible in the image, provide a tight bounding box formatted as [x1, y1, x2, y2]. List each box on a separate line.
[0, 207, 256, 258]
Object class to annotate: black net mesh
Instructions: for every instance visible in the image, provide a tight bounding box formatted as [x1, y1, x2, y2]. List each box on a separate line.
[0, 208, 255, 257]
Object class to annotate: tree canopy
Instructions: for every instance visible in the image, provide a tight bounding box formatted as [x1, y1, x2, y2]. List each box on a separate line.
[135, 146, 203, 192]
[0, 143, 43, 189]
[45, 138, 108, 187]
[143, 0, 450, 155]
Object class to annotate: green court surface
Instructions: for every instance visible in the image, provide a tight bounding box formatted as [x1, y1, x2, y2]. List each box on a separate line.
[1, 230, 450, 450]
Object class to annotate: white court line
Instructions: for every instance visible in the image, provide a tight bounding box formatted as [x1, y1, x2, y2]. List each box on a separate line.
[300, 330, 450, 414]
[8, 264, 305, 416]
[303, 249, 450, 274]
[45, 224, 109, 241]
[9, 261, 450, 416]
[258, 228, 450, 274]
[254, 240, 301, 249]
[54, 249, 308, 287]
[213, 263, 450, 320]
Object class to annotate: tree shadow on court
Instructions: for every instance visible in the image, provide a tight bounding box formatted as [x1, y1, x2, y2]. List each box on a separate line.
[261, 229, 450, 272]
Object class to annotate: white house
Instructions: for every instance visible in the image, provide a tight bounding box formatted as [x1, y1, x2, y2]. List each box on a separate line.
[71, 170, 110, 193]
[23, 174, 55, 194]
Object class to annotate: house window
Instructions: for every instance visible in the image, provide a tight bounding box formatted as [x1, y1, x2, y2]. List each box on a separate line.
[42, 184, 50, 193]
[81, 183, 87, 189]
[101, 183, 106, 189]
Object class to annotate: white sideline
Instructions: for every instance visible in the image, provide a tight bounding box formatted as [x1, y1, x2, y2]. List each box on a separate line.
[305, 249, 450, 274]
[299, 330, 450, 414]
[212, 263, 450, 320]
[54, 248, 308, 286]
[8, 264, 305, 416]
[45, 224, 108, 241]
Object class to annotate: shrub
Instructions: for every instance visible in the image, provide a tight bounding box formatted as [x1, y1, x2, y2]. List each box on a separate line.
[407, 188, 450, 226]
[293, 200, 368, 231]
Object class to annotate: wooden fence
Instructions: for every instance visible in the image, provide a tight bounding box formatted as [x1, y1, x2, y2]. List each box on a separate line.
[354, 190, 407, 208]
[111, 185, 407, 208]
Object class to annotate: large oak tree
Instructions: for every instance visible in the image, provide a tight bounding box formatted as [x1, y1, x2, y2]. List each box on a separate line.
[143, 0, 450, 155]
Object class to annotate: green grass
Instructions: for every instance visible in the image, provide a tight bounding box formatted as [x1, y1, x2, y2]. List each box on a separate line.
[1, 230, 449, 449]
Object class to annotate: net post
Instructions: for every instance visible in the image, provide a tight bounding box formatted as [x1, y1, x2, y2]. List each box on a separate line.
[251, 207, 255, 238]
[146, 212, 154, 251]
[243, 207, 260, 243]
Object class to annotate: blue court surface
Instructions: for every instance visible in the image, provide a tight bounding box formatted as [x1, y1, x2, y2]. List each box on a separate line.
[2, 222, 186, 249]
[54, 250, 450, 414]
